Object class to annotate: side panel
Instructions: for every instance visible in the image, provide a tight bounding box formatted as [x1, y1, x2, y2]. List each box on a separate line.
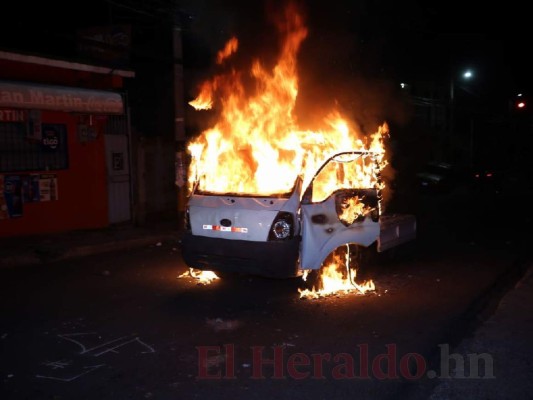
[377, 214, 417, 252]
[299, 151, 381, 271]
[300, 194, 380, 271]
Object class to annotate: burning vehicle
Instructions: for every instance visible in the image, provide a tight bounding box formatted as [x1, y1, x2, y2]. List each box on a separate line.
[182, 148, 416, 279]
[180, 3, 416, 287]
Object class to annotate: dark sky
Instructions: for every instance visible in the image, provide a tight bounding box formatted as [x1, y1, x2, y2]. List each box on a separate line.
[0, 0, 529, 96]
[174, 0, 530, 101]
[174, 1, 529, 116]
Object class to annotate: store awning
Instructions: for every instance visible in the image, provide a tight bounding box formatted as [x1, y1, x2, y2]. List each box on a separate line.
[0, 80, 124, 114]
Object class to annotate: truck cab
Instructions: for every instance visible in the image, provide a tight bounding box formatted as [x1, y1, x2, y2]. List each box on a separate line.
[181, 150, 416, 278]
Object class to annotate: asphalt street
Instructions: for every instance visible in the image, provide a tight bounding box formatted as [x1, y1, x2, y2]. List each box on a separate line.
[0, 186, 532, 399]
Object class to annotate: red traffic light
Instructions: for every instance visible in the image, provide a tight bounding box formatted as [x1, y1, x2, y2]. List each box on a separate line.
[517, 100, 526, 109]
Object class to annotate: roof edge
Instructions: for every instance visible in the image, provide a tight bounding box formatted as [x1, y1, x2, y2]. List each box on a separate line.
[0, 50, 135, 78]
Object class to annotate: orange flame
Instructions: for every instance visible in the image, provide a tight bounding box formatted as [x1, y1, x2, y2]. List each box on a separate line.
[188, 80, 215, 110]
[216, 36, 238, 64]
[187, 4, 385, 297]
[178, 268, 220, 285]
[338, 196, 369, 225]
[187, 4, 388, 197]
[298, 246, 376, 299]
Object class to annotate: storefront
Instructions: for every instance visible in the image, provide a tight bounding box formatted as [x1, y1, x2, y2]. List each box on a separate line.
[0, 51, 134, 238]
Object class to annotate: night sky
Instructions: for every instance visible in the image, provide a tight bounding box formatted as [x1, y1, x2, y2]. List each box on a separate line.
[178, 0, 530, 89]
[0, 0, 530, 86]
[0, 0, 530, 113]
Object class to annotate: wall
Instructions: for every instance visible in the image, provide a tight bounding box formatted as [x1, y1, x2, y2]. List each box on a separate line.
[134, 135, 178, 225]
[0, 110, 108, 237]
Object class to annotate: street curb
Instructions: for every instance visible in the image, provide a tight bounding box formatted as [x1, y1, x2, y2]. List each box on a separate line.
[0, 254, 41, 269]
[0, 234, 182, 269]
[399, 256, 531, 399]
[60, 235, 181, 260]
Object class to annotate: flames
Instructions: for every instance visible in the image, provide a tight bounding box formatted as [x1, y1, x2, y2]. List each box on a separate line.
[216, 36, 239, 64]
[298, 246, 376, 299]
[178, 268, 220, 285]
[186, 3, 384, 297]
[338, 196, 369, 226]
[298, 265, 376, 299]
[187, 4, 387, 197]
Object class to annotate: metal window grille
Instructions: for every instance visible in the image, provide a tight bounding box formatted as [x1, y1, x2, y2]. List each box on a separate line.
[0, 123, 68, 172]
[103, 115, 129, 135]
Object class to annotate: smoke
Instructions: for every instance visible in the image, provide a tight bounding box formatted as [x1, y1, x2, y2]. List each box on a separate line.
[179, 0, 275, 63]
[183, 0, 411, 126]
[180, 0, 283, 134]
[182, 0, 413, 201]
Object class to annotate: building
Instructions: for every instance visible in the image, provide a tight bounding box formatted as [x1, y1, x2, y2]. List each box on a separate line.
[0, 50, 135, 237]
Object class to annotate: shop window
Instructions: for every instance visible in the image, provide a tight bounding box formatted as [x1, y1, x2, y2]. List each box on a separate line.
[0, 123, 68, 172]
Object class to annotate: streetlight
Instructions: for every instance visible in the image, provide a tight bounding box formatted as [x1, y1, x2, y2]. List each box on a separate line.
[449, 69, 474, 164]
[450, 69, 474, 115]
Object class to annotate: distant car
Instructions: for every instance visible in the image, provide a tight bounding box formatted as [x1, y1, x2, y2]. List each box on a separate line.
[472, 165, 532, 195]
[416, 162, 460, 193]
[469, 166, 503, 194]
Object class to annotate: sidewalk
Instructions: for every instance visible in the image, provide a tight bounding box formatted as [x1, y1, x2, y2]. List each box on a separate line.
[426, 263, 533, 399]
[0, 220, 183, 269]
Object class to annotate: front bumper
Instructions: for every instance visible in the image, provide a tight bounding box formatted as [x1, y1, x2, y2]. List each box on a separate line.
[181, 232, 301, 278]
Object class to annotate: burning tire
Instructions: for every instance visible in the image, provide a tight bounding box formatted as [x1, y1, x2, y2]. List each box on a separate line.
[298, 244, 376, 298]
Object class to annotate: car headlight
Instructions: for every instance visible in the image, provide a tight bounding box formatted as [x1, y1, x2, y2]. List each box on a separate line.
[268, 212, 295, 241]
[272, 219, 291, 239]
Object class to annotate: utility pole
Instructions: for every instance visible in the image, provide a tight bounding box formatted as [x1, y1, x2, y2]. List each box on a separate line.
[449, 76, 455, 137]
[172, 4, 187, 222]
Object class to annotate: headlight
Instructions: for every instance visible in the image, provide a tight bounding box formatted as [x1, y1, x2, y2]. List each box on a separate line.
[272, 219, 291, 239]
[268, 212, 295, 241]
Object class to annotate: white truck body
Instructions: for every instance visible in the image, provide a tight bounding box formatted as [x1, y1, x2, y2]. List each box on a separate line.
[182, 151, 416, 278]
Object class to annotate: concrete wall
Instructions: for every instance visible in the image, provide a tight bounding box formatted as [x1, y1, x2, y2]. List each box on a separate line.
[134, 135, 179, 226]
